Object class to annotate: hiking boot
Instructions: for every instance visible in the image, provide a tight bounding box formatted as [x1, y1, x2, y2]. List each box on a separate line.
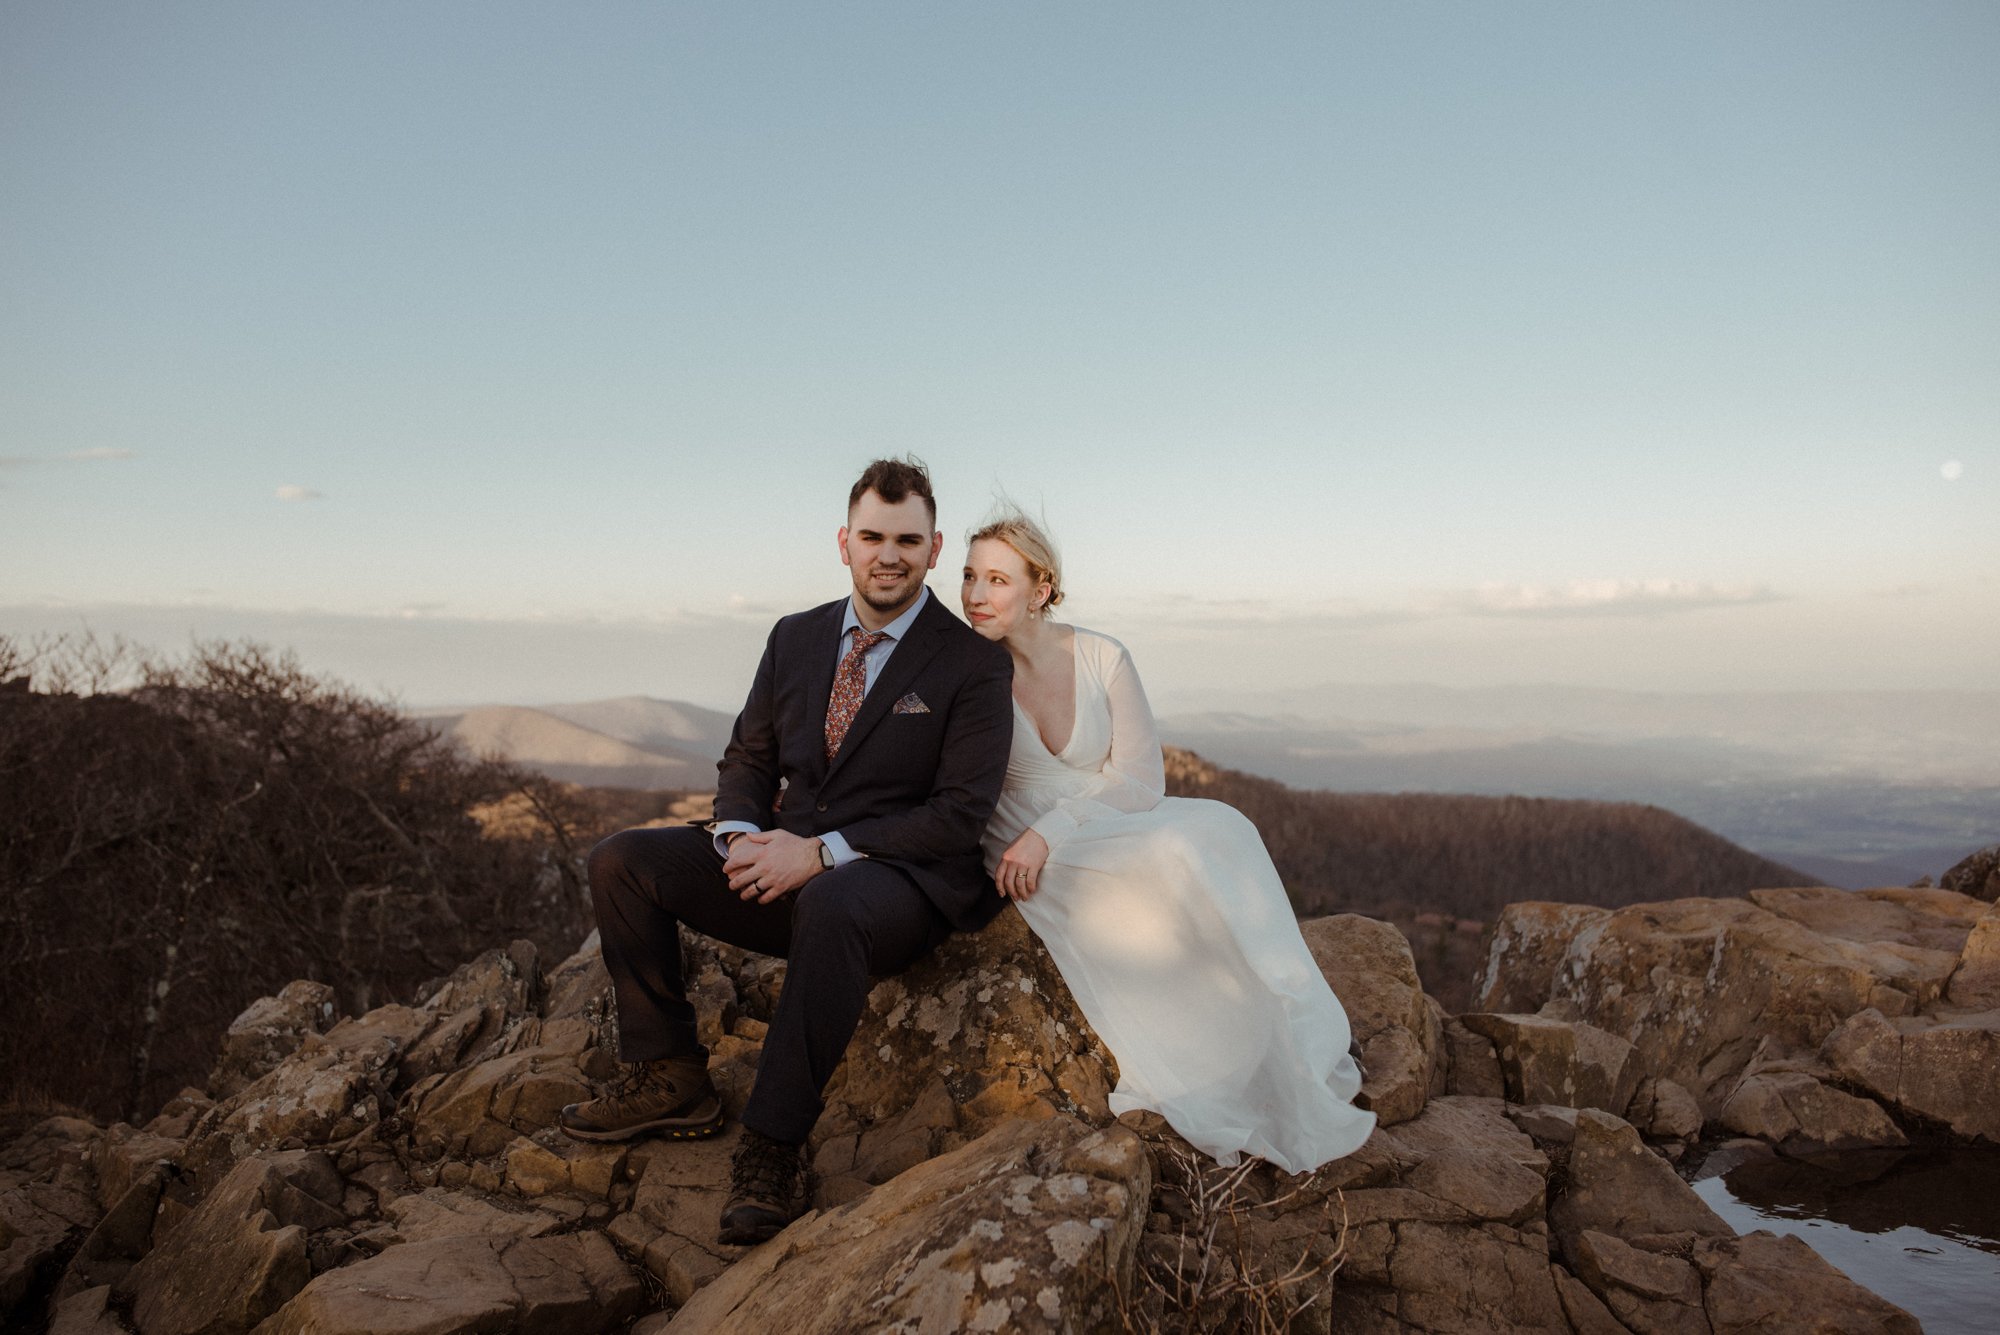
[558, 1054, 723, 1142]
[718, 1128, 806, 1245]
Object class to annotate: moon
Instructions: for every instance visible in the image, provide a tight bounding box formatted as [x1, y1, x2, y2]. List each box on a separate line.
[1941, 460, 1964, 481]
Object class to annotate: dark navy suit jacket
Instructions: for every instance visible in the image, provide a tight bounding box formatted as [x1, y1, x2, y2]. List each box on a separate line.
[713, 591, 1015, 931]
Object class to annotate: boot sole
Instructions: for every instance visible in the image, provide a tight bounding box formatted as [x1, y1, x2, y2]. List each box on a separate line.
[559, 1103, 725, 1144]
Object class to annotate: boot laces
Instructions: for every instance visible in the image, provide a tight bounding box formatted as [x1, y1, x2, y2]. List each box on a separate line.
[731, 1134, 799, 1204]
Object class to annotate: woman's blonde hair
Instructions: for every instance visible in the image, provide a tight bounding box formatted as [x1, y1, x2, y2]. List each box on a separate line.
[967, 508, 1064, 614]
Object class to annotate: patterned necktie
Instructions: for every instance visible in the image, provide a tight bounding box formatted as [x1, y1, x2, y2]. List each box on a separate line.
[825, 627, 890, 760]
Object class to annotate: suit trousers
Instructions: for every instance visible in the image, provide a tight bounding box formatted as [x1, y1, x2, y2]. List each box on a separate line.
[587, 824, 953, 1144]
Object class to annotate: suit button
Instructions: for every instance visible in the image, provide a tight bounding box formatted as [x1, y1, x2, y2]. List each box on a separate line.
[816, 803, 829, 812]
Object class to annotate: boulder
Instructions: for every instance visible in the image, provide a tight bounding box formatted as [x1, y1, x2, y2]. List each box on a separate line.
[1457, 1012, 1639, 1115]
[605, 1129, 746, 1306]
[1693, 1230, 1920, 1334]
[1941, 843, 2000, 902]
[1538, 1109, 1732, 1253]
[1717, 1071, 1906, 1155]
[404, 1045, 592, 1159]
[1822, 1006, 2000, 1144]
[1476, 896, 1967, 1110]
[1474, 902, 1610, 1015]
[816, 909, 1116, 1147]
[252, 1232, 643, 1335]
[1625, 1078, 1703, 1144]
[1299, 914, 1441, 1125]
[48, 1285, 131, 1335]
[209, 980, 341, 1100]
[1441, 1019, 1506, 1099]
[1749, 884, 1984, 955]
[119, 1151, 344, 1335]
[1570, 1228, 1706, 1335]
[1945, 899, 2000, 1010]
[664, 1115, 1151, 1334]
[0, 1175, 100, 1314]
[378, 1187, 560, 1244]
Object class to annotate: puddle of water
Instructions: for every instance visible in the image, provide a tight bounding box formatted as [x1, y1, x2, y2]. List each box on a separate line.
[1689, 1146, 2000, 1335]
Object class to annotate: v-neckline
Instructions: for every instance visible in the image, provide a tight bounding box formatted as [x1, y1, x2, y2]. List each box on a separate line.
[1014, 628, 1080, 757]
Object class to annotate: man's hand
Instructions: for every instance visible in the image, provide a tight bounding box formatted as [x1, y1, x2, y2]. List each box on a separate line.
[995, 828, 1050, 901]
[723, 830, 824, 904]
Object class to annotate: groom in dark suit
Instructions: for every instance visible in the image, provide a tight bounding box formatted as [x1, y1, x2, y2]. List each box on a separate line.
[560, 457, 1014, 1244]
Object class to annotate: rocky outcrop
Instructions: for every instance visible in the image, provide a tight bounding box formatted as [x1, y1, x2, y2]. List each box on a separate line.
[1478, 884, 2000, 1147]
[1942, 843, 2000, 901]
[664, 1116, 1152, 1333]
[2, 889, 1928, 1334]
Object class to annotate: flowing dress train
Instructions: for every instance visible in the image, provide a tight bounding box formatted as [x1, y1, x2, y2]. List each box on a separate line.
[983, 627, 1376, 1172]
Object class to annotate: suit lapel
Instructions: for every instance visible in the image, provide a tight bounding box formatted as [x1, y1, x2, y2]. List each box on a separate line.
[823, 596, 949, 783]
[804, 600, 844, 778]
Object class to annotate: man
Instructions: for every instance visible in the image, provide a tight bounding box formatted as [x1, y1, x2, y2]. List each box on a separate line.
[559, 457, 1014, 1245]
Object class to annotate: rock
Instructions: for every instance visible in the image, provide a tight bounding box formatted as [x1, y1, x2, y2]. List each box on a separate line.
[504, 1134, 627, 1199]
[1475, 902, 1611, 1015]
[1543, 1109, 1731, 1254]
[1571, 1229, 1706, 1334]
[209, 981, 341, 1100]
[253, 1232, 643, 1335]
[48, 1284, 131, 1335]
[1941, 843, 2000, 902]
[606, 1129, 749, 1305]
[1750, 884, 1985, 955]
[664, 1115, 1151, 1334]
[92, 1129, 183, 1213]
[119, 1151, 343, 1335]
[405, 1045, 592, 1159]
[1442, 1019, 1506, 1099]
[379, 1187, 559, 1244]
[1299, 914, 1441, 1125]
[56, 1162, 169, 1301]
[1626, 1077, 1703, 1143]
[1717, 1071, 1906, 1155]
[543, 929, 613, 1023]
[1457, 1012, 1640, 1115]
[1822, 1006, 2000, 1144]
[0, 1176, 99, 1313]
[1476, 896, 1969, 1110]
[816, 909, 1116, 1147]
[1945, 899, 2000, 1010]
[1693, 1230, 1920, 1333]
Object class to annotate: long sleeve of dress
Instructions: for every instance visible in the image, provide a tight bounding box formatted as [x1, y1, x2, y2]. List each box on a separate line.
[1028, 638, 1167, 854]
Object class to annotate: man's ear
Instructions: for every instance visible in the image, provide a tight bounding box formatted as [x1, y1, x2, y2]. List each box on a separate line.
[926, 530, 943, 569]
[837, 526, 852, 567]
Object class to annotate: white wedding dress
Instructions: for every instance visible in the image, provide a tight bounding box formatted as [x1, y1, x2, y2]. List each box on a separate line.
[982, 627, 1376, 1173]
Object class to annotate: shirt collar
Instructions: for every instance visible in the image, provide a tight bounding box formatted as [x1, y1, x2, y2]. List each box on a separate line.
[841, 584, 929, 643]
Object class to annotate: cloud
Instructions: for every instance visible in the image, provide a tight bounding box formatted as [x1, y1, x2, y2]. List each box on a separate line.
[1451, 579, 1783, 619]
[0, 448, 138, 468]
[1115, 578, 1784, 634]
[275, 485, 324, 502]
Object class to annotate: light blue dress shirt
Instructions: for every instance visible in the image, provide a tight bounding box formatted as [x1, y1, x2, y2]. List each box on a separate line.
[712, 586, 932, 868]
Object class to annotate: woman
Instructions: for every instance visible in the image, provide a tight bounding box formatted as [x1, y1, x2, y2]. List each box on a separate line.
[961, 512, 1376, 1173]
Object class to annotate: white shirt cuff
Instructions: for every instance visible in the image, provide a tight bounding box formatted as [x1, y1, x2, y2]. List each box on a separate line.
[818, 830, 863, 867]
[711, 821, 760, 858]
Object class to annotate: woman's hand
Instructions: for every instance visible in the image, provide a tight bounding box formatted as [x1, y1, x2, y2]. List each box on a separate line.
[995, 829, 1050, 900]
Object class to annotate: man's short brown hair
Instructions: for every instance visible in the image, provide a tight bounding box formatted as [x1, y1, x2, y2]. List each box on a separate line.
[849, 456, 937, 526]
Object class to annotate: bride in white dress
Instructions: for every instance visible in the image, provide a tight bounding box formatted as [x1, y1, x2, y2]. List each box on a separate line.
[960, 512, 1376, 1173]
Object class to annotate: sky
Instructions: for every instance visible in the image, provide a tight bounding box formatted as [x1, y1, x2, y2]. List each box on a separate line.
[3, 2, 1995, 711]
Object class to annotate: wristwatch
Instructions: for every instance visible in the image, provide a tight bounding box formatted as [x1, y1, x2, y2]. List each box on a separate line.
[817, 838, 835, 870]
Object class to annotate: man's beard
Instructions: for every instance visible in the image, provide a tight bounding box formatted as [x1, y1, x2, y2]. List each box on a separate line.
[855, 566, 921, 611]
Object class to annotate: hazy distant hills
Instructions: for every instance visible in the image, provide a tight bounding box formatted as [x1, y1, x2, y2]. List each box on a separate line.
[1156, 691, 2000, 887]
[415, 696, 733, 790]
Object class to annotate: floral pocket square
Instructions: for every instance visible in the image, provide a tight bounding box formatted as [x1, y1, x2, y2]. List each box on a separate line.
[892, 692, 931, 715]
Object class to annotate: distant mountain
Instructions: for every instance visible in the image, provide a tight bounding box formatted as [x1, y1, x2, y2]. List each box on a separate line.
[417, 696, 732, 790]
[535, 696, 736, 762]
[1161, 746, 1813, 923]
